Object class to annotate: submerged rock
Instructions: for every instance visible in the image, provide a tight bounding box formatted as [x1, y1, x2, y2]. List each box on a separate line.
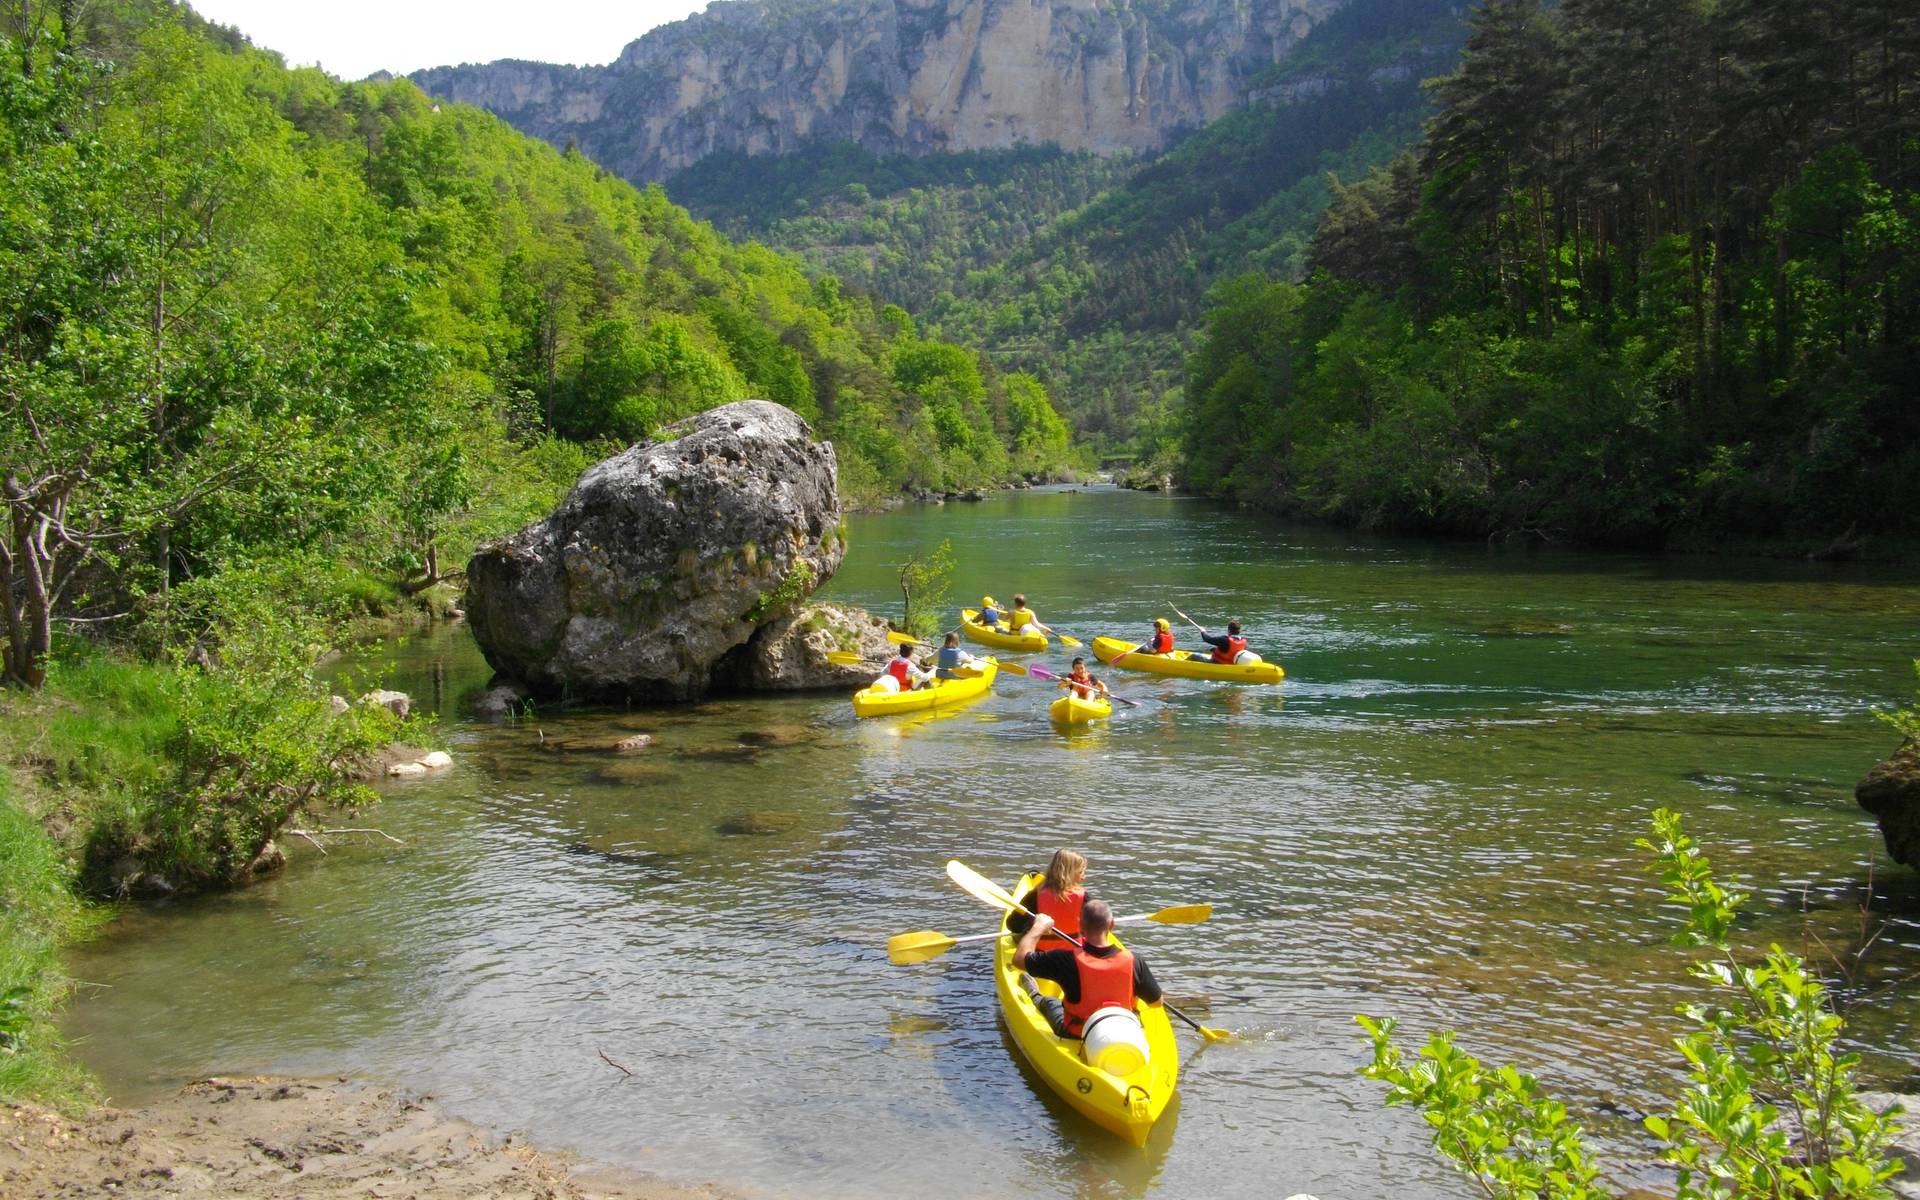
[1475, 618, 1576, 638]
[472, 681, 530, 721]
[464, 401, 844, 702]
[1856, 740, 1920, 870]
[713, 602, 890, 692]
[537, 732, 654, 755]
[717, 810, 797, 836]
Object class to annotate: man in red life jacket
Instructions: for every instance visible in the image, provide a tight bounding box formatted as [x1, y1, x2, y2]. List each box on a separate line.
[1197, 619, 1251, 664]
[1013, 899, 1163, 1038]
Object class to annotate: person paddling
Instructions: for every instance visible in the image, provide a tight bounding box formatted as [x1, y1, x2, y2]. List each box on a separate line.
[1197, 619, 1258, 664]
[878, 643, 933, 692]
[1060, 656, 1109, 701]
[1015, 898, 1163, 1038]
[1008, 594, 1056, 639]
[1008, 849, 1087, 948]
[934, 631, 982, 680]
[1146, 617, 1176, 655]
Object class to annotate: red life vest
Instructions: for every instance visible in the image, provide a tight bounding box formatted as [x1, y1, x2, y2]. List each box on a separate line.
[1067, 673, 1099, 698]
[886, 658, 912, 686]
[1063, 943, 1136, 1036]
[1210, 635, 1247, 664]
[1149, 629, 1174, 654]
[1035, 885, 1084, 942]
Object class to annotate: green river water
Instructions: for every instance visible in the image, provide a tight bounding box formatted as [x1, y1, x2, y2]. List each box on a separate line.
[63, 487, 1920, 1199]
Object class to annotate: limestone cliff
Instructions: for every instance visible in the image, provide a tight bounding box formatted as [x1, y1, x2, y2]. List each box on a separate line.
[408, 0, 1343, 182]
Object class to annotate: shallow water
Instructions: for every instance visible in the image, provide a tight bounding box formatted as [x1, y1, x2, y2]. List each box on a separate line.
[64, 487, 1920, 1199]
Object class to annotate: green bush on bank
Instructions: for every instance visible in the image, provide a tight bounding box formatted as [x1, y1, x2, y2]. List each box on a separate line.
[0, 773, 100, 1111]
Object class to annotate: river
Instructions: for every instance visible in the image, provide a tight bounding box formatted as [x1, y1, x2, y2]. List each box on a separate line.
[62, 486, 1920, 1199]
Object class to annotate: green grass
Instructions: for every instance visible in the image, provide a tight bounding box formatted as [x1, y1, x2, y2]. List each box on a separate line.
[0, 771, 101, 1110]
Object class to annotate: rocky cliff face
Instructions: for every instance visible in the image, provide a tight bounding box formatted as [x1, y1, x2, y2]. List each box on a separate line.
[408, 0, 1342, 182]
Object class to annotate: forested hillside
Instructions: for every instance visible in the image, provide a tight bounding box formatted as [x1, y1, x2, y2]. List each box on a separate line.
[1186, 0, 1920, 548]
[668, 0, 1464, 456]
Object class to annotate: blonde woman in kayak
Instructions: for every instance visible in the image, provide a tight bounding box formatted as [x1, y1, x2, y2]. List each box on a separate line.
[1008, 849, 1088, 946]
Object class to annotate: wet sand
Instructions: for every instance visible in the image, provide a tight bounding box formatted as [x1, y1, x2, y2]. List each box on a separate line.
[0, 1077, 733, 1199]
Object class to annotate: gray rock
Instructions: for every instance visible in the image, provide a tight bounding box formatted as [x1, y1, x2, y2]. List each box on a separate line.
[465, 401, 844, 701]
[473, 682, 530, 720]
[326, 694, 351, 717]
[1857, 740, 1920, 870]
[358, 689, 412, 719]
[714, 602, 891, 692]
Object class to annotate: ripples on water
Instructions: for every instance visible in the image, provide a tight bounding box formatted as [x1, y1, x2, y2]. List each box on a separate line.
[64, 488, 1920, 1200]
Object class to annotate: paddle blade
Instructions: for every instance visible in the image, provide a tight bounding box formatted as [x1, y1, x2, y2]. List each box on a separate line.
[996, 659, 1026, 676]
[1025, 663, 1060, 682]
[826, 651, 866, 666]
[886, 929, 959, 965]
[1058, 633, 1083, 648]
[885, 630, 923, 646]
[945, 859, 1025, 914]
[1145, 903, 1212, 925]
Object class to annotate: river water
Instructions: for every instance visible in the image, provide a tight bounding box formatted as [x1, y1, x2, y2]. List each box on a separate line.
[64, 487, 1920, 1199]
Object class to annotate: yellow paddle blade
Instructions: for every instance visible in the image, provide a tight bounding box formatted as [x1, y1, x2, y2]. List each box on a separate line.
[886, 630, 925, 646]
[1145, 903, 1212, 925]
[996, 659, 1026, 676]
[886, 929, 958, 965]
[945, 859, 1024, 914]
[826, 651, 866, 665]
[1058, 633, 1083, 648]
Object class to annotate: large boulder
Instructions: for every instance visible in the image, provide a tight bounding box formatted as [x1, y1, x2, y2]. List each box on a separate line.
[715, 602, 893, 692]
[465, 401, 845, 701]
[1857, 739, 1920, 870]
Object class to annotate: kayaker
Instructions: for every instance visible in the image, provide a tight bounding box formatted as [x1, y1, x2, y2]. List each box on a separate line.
[1014, 900, 1163, 1038]
[979, 595, 1005, 628]
[1008, 849, 1087, 946]
[934, 632, 982, 680]
[877, 643, 933, 692]
[1060, 657, 1108, 700]
[1008, 594, 1055, 639]
[1197, 619, 1259, 664]
[1146, 618, 1176, 655]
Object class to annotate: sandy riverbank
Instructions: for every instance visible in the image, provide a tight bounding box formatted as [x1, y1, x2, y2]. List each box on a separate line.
[0, 1077, 732, 1199]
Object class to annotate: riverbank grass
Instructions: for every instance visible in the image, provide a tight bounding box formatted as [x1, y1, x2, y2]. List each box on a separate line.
[0, 773, 100, 1111]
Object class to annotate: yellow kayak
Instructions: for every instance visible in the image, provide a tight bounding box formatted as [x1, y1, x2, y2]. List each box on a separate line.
[995, 874, 1178, 1146]
[851, 659, 998, 717]
[960, 608, 1048, 653]
[1092, 636, 1284, 684]
[1050, 692, 1112, 725]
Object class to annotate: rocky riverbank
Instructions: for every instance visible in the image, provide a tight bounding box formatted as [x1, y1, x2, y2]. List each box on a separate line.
[0, 1077, 733, 1200]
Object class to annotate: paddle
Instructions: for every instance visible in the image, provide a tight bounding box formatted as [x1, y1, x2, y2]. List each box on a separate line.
[887, 904, 1213, 965]
[1165, 598, 1208, 635]
[1025, 662, 1138, 708]
[944, 859, 1233, 1043]
[836, 649, 1025, 676]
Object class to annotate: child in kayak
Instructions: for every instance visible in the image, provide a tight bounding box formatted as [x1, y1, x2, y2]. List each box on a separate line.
[1060, 657, 1109, 701]
[979, 595, 1005, 629]
[934, 632, 983, 679]
[1146, 617, 1176, 654]
[1008, 849, 1088, 947]
[875, 643, 933, 692]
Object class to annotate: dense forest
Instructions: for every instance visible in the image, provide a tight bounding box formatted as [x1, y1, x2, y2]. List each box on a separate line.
[0, 0, 1073, 1098]
[1186, 0, 1920, 547]
[668, 0, 1465, 456]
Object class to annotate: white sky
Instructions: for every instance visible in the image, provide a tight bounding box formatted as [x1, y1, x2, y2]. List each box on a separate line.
[188, 1, 710, 80]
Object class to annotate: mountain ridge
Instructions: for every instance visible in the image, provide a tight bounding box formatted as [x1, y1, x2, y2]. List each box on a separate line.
[407, 0, 1344, 183]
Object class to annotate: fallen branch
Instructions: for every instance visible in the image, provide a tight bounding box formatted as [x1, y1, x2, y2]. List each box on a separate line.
[597, 1049, 633, 1079]
[285, 828, 329, 855]
[313, 827, 406, 845]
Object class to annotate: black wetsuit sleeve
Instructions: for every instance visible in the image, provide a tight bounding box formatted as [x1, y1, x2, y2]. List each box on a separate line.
[1024, 949, 1081, 1003]
[1006, 883, 1037, 937]
[1133, 956, 1163, 1004]
[1197, 630, 1228, 653]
